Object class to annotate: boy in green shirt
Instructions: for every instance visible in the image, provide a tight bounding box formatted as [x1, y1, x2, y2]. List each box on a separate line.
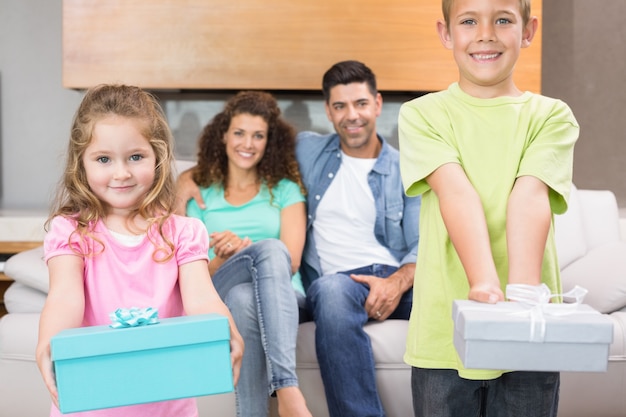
[398, 0, 579, 416]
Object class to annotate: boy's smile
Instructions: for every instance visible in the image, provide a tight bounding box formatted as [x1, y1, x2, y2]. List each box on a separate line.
[437, 0, 537, 98]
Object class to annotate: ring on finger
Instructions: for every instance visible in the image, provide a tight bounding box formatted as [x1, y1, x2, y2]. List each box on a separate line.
[376, 311, 382, 318]
[226, 242, 233, 248]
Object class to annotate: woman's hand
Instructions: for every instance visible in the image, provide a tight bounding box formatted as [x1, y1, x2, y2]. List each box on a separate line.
[210, 231, 251, 258]
[174, 169, 204, 215]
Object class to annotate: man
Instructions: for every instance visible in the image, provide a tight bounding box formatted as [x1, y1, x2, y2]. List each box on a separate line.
[297, 60, 420, 417]
[174, 60, 420, 417]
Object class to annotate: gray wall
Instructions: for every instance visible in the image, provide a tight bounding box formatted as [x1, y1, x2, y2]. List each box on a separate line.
[542, 0, 626, 206]
[1, 0, 625, 210]
[0, 0, 83, 210]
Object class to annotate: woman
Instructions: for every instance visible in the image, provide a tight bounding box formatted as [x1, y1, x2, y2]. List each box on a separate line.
[184, 91, 311, 417]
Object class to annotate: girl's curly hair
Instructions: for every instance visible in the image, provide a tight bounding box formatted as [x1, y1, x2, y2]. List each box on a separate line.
[47, 84, 176, 260]
[192, 91, 305, 196]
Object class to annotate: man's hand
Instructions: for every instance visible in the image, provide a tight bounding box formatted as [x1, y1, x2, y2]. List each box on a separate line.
[352, 264, 414, 320]
[174, 169, 205, 215]
[351, 273, 404, 321]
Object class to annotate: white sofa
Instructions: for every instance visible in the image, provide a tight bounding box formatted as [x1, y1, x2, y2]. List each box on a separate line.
[1, 185, 626, 417]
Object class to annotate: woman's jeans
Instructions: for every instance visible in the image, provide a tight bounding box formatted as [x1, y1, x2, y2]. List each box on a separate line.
[306, 264, 413, 417]
[211, 239, 300, 417]
[411, 367, 560, 417]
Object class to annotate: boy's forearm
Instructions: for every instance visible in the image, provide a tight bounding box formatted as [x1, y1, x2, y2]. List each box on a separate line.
[507, 176, 551, 285]
[428, 164, 499, 288]
[444, 201, 499, 288]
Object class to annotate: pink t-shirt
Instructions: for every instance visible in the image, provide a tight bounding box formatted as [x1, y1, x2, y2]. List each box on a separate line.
[44, 214, 210, 417]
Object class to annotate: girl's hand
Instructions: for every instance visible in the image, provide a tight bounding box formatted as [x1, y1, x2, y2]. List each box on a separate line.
[228, 327, 245, 386]
[210, 231, 251, 258]
[36, 344, 60, 409]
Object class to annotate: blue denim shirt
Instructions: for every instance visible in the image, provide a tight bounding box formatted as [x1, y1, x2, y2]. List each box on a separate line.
[295, 131, 421, 290]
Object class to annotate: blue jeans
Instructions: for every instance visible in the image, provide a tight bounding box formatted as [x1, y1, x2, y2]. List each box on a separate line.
[411, 367, 560, 417]
[211, 239, 300, 417]
[305, 264, 413, 417]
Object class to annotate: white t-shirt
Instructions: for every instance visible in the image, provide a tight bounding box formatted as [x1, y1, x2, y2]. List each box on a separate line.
[313, 151, 399, 274]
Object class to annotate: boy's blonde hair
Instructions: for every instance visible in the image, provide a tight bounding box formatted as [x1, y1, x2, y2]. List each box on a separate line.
[442, 0, 532, 27]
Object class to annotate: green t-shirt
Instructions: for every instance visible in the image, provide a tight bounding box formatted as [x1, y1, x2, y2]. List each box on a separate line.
[398, 83, 579, 379]
[186, 178, 306, 295]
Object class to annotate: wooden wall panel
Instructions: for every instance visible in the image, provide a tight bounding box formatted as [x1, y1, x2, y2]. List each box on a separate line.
[63, 0, 542, 92]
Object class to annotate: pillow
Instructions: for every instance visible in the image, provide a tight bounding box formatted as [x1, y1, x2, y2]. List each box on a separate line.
[4, 246, 49, 293]
[554, 184, 588, 270]
[560, 241, 626, 313]
[3, 282, 47, 314]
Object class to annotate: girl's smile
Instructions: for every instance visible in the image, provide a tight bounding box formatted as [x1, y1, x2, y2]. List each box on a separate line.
[82, 115, 156, 215]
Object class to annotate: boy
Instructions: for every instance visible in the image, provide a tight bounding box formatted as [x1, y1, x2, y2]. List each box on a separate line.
[398, 0, 579, 416]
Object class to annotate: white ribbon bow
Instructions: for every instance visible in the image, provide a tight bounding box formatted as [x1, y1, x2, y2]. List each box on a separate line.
[505, 284, 589, 342]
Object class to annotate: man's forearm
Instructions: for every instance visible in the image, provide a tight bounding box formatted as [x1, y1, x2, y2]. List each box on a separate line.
[389, 263, 415, 293]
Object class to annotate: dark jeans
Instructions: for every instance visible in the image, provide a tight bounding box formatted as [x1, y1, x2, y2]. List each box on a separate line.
[412, 367, 560, 417]
[306, 264, 413, 417]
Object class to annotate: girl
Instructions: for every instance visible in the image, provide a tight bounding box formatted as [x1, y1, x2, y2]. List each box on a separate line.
[36, 84, 244, 417]
[184, 91, 312, 417]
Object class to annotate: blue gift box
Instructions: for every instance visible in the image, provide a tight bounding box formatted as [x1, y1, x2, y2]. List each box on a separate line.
[453, 300, 614, 372]
[51, 313, 233, 414]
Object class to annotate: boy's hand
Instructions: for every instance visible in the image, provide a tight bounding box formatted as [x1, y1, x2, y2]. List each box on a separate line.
[468, 281, 504, 304]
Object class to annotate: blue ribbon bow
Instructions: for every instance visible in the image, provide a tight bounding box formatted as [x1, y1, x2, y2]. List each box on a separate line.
[109, 307, 159, 328]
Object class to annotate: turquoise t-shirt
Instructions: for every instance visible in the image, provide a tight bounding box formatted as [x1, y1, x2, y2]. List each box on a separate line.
[398, 83, 579, 379]
[186, 178, 306, 295]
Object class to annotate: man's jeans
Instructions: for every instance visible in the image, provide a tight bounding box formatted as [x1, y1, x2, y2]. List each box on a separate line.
[306, 264, 413, 417]
[211, 239, 300, 417]
[412, 367, 560, 417]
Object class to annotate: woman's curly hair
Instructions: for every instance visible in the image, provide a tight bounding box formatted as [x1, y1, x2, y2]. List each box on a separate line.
[192, 91, 305, 196]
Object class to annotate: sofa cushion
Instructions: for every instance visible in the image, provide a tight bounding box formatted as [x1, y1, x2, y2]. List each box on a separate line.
[4, 246, 48, 294]
[561, 241, 626, 314]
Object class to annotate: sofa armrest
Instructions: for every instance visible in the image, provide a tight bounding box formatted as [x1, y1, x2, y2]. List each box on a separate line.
[0, 313, 51, 417]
